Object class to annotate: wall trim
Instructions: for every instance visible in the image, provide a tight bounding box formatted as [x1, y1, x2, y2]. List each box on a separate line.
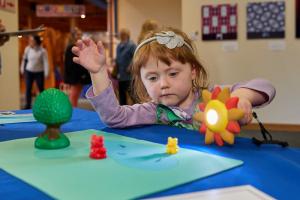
[243, 123, 300, 132]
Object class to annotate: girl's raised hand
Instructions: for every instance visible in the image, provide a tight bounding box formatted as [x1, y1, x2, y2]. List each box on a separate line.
[72, 38, 106, 73]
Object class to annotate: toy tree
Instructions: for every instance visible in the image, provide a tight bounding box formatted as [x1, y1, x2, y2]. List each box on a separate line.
[33, 88, 72, 149]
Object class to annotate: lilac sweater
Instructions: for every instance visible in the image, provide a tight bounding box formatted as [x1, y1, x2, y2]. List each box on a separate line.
[86, 79, 275, 128]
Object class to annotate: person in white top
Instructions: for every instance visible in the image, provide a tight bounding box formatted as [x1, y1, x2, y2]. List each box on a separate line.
[0, 20, 9, 74]
[20, 35, 49, 109]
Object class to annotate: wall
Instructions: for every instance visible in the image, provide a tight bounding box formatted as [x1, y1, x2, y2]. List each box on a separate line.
[182, 0, 300, 124]
[0, 2, 20, 110]
[118, 0, 181, 43]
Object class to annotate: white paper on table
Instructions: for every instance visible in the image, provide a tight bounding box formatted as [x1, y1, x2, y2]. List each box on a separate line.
[0, 113, 36, 124]
[147, 185, 275, 200]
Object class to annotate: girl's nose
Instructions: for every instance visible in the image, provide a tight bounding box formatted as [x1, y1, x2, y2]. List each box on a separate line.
[160, 76, 170, 89]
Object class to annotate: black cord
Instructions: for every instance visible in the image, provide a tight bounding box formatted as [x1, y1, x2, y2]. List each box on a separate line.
[252, 112, 272, 141]
[251, 112, 288, 147]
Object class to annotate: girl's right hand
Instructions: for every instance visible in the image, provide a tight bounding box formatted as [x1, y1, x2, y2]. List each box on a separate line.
[72, 38, 106, 73]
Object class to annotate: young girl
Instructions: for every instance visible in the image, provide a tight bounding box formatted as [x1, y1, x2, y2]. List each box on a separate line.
[72, 27, 275, 130]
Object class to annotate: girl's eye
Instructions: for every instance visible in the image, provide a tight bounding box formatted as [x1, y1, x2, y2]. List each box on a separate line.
[169, 72, 178, 77]
[147, 76, 158, 82]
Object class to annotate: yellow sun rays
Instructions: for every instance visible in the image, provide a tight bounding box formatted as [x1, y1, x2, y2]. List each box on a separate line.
[193, 87, 244, 146]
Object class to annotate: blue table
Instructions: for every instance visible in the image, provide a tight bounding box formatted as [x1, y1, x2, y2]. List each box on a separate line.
[1, 108, 299, 200]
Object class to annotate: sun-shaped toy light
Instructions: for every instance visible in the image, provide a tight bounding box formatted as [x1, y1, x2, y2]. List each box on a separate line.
[193, 87, 244, 146]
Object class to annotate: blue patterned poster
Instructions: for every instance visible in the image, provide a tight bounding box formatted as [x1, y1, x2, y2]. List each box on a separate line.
[247, 1, 285, 39]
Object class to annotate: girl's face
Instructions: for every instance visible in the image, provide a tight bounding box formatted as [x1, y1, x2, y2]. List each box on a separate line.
[140, 56, 196, 109]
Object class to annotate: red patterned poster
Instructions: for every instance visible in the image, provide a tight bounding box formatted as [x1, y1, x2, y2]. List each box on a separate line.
[202, 4, 237, 41]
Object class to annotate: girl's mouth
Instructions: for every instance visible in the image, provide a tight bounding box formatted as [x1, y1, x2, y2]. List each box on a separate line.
[160, 94, 174, 98]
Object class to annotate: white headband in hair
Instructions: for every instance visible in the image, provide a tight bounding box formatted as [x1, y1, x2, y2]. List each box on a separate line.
[134, 31, 193, 56]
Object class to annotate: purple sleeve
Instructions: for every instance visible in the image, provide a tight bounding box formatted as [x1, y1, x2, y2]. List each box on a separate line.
[86, 83, 157, 128]
[230, 78, 276, 107]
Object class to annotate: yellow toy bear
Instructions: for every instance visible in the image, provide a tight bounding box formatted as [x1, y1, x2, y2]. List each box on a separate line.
[166, 137, 179, 154]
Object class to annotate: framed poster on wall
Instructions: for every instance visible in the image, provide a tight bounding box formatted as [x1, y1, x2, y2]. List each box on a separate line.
[201, 4, 237, 41]
[247, 1, 285, 39]
[296, 0, 300, 38]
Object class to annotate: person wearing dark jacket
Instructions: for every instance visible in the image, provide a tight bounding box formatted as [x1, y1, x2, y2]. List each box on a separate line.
[115, 28, 136, 105]
[63, 27, 91, 107]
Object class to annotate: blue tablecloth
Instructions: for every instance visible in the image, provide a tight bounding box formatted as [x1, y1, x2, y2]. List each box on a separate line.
[0, 108, 299, 200]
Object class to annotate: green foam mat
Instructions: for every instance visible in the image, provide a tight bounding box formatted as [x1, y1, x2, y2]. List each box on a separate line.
[0, 129, 243, 200]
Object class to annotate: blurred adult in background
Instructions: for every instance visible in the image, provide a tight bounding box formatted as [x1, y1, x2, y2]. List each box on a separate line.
[115, 28, 136, 105]
[20, 35, 49, 109]
[137, 19, 159, 44]
[0, 20, 10, 75]
[63, 27, 91, 107]
[0, 20, 9, 46]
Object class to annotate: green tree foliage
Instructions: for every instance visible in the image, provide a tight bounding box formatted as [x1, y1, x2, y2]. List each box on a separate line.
[33, 88, 72, 125]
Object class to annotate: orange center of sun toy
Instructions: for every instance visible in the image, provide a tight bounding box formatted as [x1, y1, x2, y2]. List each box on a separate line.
[193, 87, 244, 146]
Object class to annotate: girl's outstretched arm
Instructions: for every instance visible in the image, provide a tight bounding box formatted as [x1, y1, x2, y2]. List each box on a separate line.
[230, 78, 276, 125]
[231, 88, 265, 125]
[72, 38, 109, 96]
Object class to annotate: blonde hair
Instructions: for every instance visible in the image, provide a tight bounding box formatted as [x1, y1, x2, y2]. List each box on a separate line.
[69, 27, 82, 44]
[131, 27, 208, 103]
[137, 19, 159, 43]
